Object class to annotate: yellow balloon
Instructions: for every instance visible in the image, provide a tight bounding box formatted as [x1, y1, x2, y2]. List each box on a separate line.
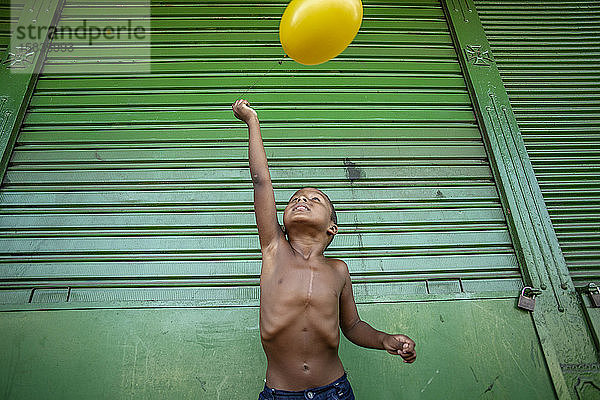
[279, 0, 363, 65]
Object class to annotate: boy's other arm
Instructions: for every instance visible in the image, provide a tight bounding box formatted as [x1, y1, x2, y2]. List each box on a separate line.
[232, 99, 284, 252]
[338, 260, 417, 362]
[338, 260, 387, 350]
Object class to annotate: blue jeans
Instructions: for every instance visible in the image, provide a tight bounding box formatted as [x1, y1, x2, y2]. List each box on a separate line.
[258, 372, 355, 400]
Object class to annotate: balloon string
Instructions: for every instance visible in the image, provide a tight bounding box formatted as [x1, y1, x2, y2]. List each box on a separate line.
[235, 54, 288, 102]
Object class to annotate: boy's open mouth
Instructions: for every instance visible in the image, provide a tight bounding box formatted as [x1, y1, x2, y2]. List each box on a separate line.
[293, 204, 310, 212]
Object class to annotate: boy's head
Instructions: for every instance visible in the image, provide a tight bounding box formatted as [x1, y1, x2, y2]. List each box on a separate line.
[282, 187, 338, 250]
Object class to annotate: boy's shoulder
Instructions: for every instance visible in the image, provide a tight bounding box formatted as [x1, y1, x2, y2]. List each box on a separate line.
[325, 257, 349, 275]
[323, 256, 343, 264]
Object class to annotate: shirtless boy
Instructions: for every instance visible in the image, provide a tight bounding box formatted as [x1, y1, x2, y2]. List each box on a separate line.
[232, 99, 417, 400]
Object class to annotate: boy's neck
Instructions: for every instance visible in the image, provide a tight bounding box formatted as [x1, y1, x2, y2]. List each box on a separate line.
[287, 235, 327, 260]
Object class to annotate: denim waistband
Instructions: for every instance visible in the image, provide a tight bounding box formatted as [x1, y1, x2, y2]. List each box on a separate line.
[263, 372, 348, 397]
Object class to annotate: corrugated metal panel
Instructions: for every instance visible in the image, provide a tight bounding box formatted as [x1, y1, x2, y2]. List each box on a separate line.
[475, 0, 600, 287]
[0, 0, 23, 53]
[0, 0, 524, 307]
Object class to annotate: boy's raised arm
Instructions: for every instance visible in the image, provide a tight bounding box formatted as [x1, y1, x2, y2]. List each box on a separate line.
[232, 99, 284, 251]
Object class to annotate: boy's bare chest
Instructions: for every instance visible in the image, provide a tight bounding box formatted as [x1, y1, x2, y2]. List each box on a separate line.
[259, 252, 343, 346]
[260, 254, 342, 308]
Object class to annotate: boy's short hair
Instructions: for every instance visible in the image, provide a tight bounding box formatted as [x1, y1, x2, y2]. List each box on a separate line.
[284, 188, 337, 250]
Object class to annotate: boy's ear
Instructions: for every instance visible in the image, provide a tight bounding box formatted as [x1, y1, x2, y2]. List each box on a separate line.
[327, 223, 338, 236]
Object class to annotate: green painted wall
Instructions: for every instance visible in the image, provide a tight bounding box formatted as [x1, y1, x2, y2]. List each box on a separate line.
[0, 300, 554, 399]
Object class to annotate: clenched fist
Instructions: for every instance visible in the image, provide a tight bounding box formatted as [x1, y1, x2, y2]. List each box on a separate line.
[232, 99, 258, 124]
[383, 334, 417, 363]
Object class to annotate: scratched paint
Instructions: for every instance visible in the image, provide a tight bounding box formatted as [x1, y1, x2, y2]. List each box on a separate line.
[420, 370, 439, 393]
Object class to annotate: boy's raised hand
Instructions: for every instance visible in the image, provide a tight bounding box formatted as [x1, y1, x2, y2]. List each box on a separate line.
[232, 99, 258, 124]
[383, 334, 417, 363]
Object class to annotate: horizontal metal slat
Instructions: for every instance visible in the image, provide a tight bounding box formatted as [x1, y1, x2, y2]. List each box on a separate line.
[0, 208, 507, 232]
[8, 144, 486, 165]
[15, 126, 483, 143]
[0, 253, 517, 282]
[0, 230, 513, 255]
[44, 45, 458, 60]
[59, 5, 445, 19]
[42, 62, 463, 75]
[2, 165, 493, 187]
[22, 108, 475, 126]
[28, 91, 472, 108]
[0, 186, 502, 206]
[34, 75, 468, 90]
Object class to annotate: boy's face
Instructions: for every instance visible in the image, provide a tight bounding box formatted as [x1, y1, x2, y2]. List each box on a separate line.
[283, 187, 334, 233]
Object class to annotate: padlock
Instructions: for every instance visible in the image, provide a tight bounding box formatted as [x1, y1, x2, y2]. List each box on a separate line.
[517, 287, 537, 312]
[588, 283, 600, 308]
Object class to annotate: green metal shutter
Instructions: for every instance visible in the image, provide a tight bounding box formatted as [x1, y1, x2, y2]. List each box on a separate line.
[474, 0, 600, 287]
[0, 0, 525, 307]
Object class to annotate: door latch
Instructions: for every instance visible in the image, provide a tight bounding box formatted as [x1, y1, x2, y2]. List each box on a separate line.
[518, 286, 542, 312]
[587, 283, 600, 308]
